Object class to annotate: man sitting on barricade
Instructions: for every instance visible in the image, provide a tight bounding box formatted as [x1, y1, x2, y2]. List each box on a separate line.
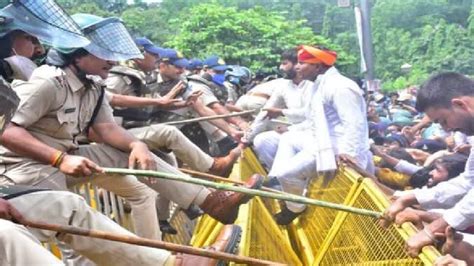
[265, 45, 373, 225]
[242, 48, 314, 171]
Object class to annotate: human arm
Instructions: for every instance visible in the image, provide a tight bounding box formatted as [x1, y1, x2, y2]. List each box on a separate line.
[0, 198, 24, 222]
[92, 122, 156, 170]
[191, 98, 242, 141]
[208, 102, 249, 131]
[108, 93, 185, 110]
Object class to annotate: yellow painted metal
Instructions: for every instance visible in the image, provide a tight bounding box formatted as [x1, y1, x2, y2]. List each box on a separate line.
[47, 147, 441, 265]
[313, 177, 440, 265]
[289, 166, 364, 265]
[192, 149, 303, 265]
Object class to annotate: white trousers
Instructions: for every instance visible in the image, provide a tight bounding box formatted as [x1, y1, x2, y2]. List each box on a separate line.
[269, 131, 373, 213]
[1, 191, 171, 266]
[253, 131, 282, 170]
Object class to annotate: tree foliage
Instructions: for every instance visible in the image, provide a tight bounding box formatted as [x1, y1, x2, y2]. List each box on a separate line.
[1, 0, 472, 91]
[165, 3, 333, 72]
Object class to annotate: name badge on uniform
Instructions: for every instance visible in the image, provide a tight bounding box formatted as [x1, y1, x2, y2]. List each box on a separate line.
[123, 76, 132, 85]
[65, 108, 76, 113]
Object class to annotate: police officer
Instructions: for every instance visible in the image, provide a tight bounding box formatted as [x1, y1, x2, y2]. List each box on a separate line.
[154, 49, 245, 156]
[0, 1, 210, 265]
[104, 38, 241, 233]
[186, 58, 203, 76]
[196, 55, 250, 130]
[0, 11, 262, 241]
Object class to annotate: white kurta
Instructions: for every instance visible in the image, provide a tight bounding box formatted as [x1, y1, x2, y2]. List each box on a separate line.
[410, 142, 474, 230]
[269, 67, 373, 212]
[247, 79, 314, 168]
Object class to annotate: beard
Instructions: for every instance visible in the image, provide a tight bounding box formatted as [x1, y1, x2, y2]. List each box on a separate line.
[455, 115, 474, 136]
[281, 69, 296, 80]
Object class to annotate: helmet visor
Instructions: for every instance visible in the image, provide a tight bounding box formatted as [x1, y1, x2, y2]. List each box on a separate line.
[83, 18, 143, 61]
[0, 0, 90, 48]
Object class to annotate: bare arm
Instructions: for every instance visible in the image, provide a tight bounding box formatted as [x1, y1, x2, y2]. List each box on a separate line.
[92, 122, 155, 170]
[192, 98, 241, 139]
[1, 123, 102, 176]
[0, 123, 57, 165]
[208, 102, 249, 130]
[109, 93, 185, 110]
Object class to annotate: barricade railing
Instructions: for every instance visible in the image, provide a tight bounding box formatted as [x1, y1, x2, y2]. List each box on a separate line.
[313, 177, 440, 265]
[46, 148, 441, 265]
[190, 148, 303, 265]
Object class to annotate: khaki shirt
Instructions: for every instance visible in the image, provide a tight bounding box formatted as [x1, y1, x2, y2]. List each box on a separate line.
[0, 65, 115, 163]
[105, 65, 146, 97]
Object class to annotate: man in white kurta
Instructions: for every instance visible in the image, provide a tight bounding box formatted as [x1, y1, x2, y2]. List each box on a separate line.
[244, 48, 314, 170]
[268, 45, 373, 225]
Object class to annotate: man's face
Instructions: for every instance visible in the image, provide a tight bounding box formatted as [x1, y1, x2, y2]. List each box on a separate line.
[425, 100, 474, 135]
[279, 59, 296, 79]
[159, 62, 184, 80]
[11, 32, 36, 59]
[75, 54, 116, 79]
[295, 61, 321, 81]
[427, 163, 449, 187]
[136, 52, 158, 72]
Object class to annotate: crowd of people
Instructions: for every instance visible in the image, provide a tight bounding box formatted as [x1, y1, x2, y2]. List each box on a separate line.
[0, 0, 473, 265]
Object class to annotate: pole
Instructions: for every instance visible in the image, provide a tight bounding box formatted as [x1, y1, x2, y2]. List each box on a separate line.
[103, 168, 383, 219]
[179, 168, 288, 194]
[23, 219, 284, 265]
[360, 0, 375, 81]
[164, 109, 258, 126]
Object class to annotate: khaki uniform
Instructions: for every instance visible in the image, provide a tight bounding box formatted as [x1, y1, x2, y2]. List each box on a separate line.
[0, 65, 211, 240]
[154, 73, 227, 142]
[105, 67, 215, 171]
[2, 190, 172, 265]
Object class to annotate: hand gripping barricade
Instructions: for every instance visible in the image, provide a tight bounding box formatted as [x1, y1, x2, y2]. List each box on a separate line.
[187, 148, 441, 265]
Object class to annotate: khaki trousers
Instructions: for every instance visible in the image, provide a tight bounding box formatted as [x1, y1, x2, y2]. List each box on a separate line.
[3, 191, 172, 265]
[129, 124, 214, 172]
[1, 143, 211, 241]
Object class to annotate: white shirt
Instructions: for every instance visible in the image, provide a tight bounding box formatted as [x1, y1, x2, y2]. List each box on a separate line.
[411, 142, 474, 230]
[248, 78, 279, 95]
[246, 78, 314, 141]
[305, 67, 369, 157]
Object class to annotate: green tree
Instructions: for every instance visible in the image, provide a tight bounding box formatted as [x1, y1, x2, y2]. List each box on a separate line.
[165, 3, 335, 72]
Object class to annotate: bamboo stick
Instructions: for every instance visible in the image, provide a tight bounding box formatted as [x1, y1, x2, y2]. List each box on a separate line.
[178, 168, 284, 194]
[163, 109, 258, 125]
[23, 219, 284, 265]
[103, 168, 383, 219]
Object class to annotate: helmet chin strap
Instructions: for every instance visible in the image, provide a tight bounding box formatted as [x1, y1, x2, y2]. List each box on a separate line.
[71, 60, 93, 87]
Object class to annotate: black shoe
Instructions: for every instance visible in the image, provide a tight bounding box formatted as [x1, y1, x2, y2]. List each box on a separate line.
[274, 205, 304, 225]
[216, 136, 238, 156]
[182, 204, 204, 220]
[263, 177, 282, 191]
[159, 220, 178, 235]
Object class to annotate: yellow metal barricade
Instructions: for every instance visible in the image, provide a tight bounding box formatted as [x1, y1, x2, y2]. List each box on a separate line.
[163, 204, 197, 245]
[191, 148, 302, 265]
[289, 167, 364, 265]
[313, 177, 440, 265]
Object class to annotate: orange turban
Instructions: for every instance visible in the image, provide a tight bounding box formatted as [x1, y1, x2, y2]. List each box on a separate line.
[297, 45, 337, 66]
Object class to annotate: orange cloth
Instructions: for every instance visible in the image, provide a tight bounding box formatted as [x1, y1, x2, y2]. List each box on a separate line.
[297, 45, 337, 66]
